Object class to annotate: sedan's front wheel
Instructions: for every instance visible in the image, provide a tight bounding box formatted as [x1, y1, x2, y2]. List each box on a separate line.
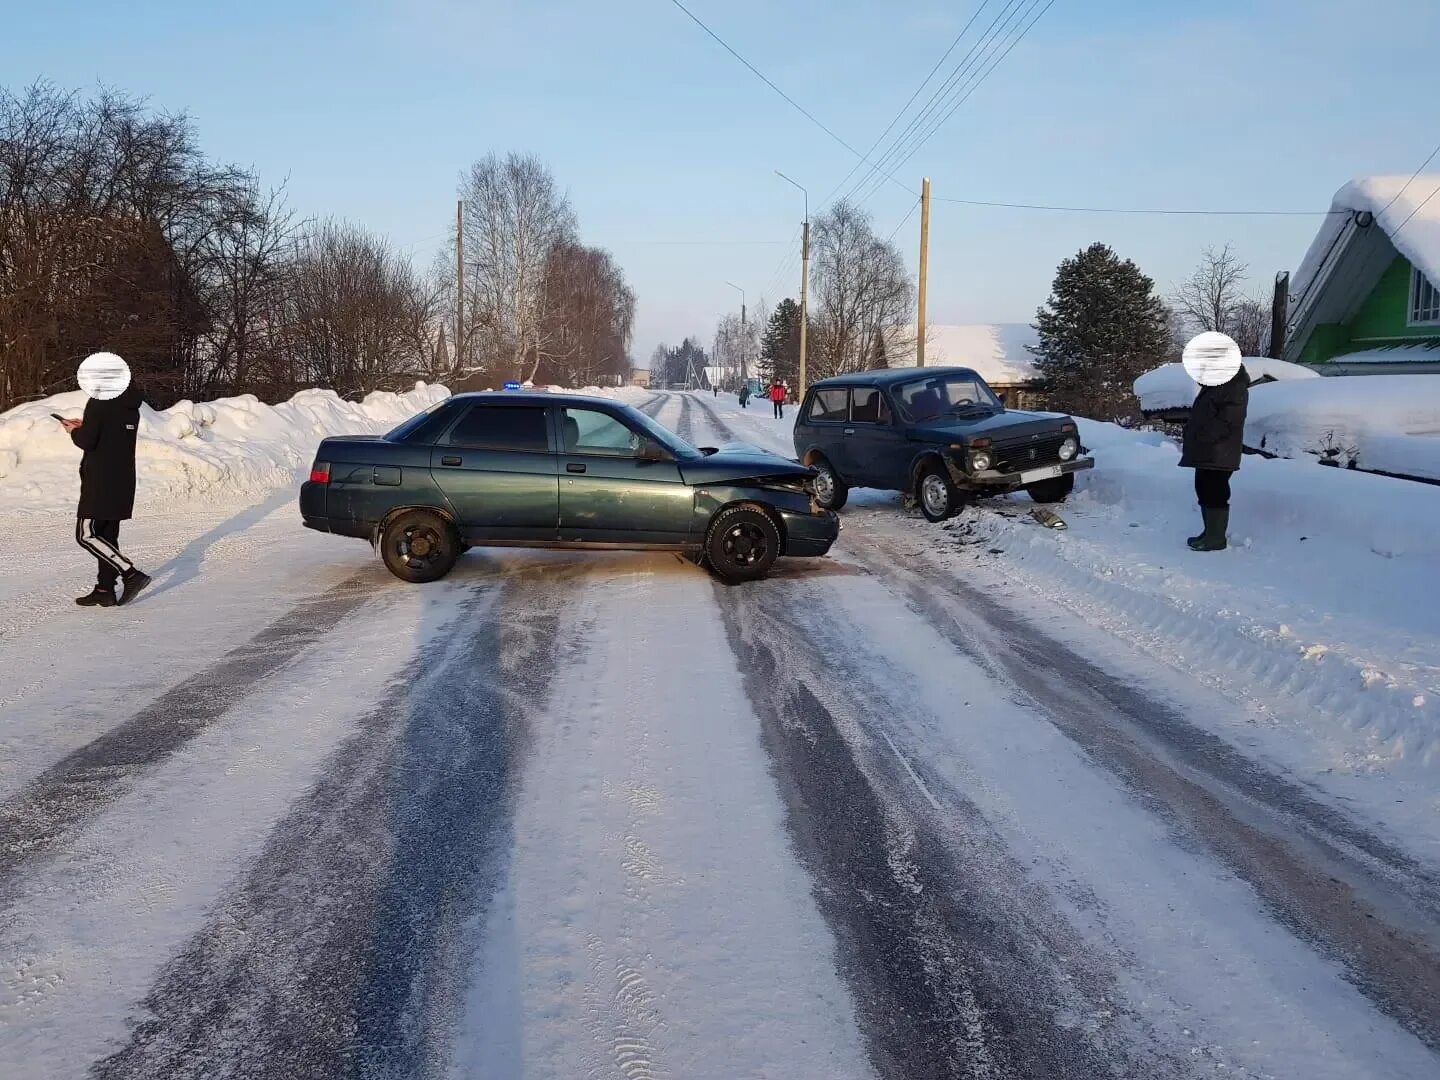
[381, 509, 459, 583]
[705, 504, 781, 583]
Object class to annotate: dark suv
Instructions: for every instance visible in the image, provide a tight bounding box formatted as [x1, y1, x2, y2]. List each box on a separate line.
[793, 367, 1093, 521]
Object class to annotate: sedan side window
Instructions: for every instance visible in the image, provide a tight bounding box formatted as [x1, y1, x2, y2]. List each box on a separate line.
[850, 387, 889, 424]
[447, 405, 550, 451]
[809, 389, 849, 423]
[561, 408, 642, 457]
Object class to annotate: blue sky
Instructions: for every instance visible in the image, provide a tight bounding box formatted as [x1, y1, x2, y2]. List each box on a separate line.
[5, 0, 1437, 363]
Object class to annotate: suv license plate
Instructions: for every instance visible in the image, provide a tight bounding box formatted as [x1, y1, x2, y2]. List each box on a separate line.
[1019, 464, 1063, 483]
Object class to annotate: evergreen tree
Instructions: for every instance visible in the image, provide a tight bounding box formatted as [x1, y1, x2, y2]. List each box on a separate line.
[758, 298, 802, 384]
[1029, 242, 1170, 421]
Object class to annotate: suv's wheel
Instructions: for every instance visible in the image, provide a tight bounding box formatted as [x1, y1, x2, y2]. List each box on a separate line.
[380, 509, 459, 583]
[917, 461, 963, 522]
[705, 504, 781, 583]
[1026, 473, 1075, 504]
[810, 456, 849, 511]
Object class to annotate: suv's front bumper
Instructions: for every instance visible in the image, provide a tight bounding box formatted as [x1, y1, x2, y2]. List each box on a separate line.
[964, 455, 1094, 487]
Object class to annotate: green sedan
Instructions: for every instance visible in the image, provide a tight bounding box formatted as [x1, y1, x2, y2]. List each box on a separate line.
[300, 392, 839, 583]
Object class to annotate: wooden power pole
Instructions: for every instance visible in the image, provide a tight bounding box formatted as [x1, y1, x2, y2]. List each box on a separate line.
[455, 200, 465, 369]
[799, 220, 810, 396]
[916, 177, 931, 366]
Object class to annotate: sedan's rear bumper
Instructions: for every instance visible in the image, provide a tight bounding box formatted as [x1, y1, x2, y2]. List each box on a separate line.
[778, 507, 840, 557]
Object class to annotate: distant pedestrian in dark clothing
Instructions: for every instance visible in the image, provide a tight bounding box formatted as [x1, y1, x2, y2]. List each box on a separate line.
[1180, 364, 1249, 551]
[769, 381, 787, 420]
[61, 382, 152, 605]
[739, 385, 751, 408]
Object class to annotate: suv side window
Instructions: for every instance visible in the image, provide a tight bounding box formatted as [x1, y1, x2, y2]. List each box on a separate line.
[850, 387, 889, 424]
[808, 388, 849, 423]
[447, 405, 550, 451]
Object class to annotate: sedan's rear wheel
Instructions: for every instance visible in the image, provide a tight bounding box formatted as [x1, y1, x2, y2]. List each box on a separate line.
[381, 509, 459, 583]
[705, 504, 781, 583]
[811, 457, 849, 511]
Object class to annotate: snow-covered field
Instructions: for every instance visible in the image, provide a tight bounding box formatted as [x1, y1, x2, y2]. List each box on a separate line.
[2, 382, 1439, 1078]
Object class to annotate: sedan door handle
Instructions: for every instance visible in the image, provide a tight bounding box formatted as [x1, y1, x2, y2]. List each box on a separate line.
[843, 428, 855, 435]
[440, 455, 462, 466]
[566, 462, 587, 474]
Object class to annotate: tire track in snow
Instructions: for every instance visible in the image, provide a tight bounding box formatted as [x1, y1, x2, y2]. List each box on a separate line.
[91, 556, 579, 1079]
[840, 532, 1440, 1055]
[0, 572, 374, 883]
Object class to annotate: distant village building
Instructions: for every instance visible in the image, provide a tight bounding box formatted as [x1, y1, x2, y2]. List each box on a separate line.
[630, 368, 651, 388]
[1284, 175, 1440, 374]
[885, 324, 1043, 408]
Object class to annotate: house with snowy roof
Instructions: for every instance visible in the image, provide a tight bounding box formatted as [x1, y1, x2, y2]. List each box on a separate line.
[1283, 175, 1440, 374]
[883, 323, 1043, 407]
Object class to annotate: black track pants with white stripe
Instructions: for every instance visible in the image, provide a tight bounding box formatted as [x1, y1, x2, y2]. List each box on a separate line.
[76, 518, 134, 591]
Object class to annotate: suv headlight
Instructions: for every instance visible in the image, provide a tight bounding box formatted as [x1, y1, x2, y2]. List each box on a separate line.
[969, 450, 992, 472]
[1058, 436, 1078, 461]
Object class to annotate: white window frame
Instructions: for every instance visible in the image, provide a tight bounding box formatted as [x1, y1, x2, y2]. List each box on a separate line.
[1410, 265, 1440, 326]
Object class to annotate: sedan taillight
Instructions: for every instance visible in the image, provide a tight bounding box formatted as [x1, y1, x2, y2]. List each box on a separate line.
[310, 461, 331, 484]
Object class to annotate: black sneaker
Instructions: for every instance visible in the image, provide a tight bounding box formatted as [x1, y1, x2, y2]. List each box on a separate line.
[118, 569, 152, 606]
[76, 587, 117, 607]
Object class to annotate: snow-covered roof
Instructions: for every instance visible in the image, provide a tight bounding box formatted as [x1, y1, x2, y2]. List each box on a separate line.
[1289, 175, 1440, 323]
[889, 324, 1039, 383]
[1327, 344, 1440, 364]
[1134, 357, 1319, 413]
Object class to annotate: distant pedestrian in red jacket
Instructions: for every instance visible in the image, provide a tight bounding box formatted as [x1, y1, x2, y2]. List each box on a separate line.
[769, 381, 787, 420]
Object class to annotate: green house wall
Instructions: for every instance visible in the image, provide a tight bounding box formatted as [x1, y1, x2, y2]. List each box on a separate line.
[1299, 255, 1440, 364]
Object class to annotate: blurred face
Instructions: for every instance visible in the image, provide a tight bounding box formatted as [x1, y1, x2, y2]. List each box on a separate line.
[1182, 332, 1241, 387]
[77, 352, 131, 400]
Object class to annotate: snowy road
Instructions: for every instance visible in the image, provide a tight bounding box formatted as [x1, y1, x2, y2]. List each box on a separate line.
[2, 390, 1439, 1078]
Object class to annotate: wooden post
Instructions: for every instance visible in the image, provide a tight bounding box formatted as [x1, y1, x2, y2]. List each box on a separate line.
[917, 177, 931, 366]
[455, 200, 464, 369]
[799, 220, 810, 396]
[1269, 271, 1289, 359]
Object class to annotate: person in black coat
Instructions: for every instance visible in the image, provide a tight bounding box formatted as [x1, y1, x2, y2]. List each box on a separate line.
[60, 383, 152, 606]
[1179, 364, 1249, 551]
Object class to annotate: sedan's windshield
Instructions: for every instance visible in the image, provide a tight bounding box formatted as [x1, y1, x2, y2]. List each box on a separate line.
[893, 374, 1001, 422]
[619, 405, 704, 459]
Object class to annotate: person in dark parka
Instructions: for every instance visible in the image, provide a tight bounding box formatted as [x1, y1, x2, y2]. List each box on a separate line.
[1179, 364, 1249, 551]
[61, 383, 152, 605]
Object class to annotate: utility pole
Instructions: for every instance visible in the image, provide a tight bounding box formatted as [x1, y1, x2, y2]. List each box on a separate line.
[917, 177, 931, 366]
[775, 171, 810, 396]
[726, 281, 747, 385]
[455, 200, 464, 370]
[799, 219, 810, 396]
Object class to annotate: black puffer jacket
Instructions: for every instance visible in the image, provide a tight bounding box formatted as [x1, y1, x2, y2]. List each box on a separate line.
[69, 383, 144, 519]
[1180, 365, 1249, 471]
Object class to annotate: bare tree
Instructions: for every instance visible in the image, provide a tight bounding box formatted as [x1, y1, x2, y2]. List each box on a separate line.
[809, 201, 914, 380]
[459, 153, 576, 382]
[535, 242, 635, 387]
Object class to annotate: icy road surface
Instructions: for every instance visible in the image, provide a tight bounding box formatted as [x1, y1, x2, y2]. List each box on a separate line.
[1, 391, 1438, 1079]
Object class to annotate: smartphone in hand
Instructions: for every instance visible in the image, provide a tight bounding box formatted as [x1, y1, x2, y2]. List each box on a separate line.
[52, 413, 67, 422]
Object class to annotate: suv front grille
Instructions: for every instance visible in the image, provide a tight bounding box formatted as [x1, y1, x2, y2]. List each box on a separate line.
[992, 434, 1064, 473]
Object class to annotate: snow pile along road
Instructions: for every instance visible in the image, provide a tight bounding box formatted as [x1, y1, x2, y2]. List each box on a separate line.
[0, 382, 450, 512]
[1244, 374, 1440, 481]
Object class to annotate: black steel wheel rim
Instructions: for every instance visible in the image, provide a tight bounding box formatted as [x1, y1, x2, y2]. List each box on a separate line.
[397, 523, 443, 570]
[722, 521, 770, 567]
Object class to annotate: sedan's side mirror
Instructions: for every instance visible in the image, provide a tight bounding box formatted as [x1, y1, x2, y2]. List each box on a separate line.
[636, 438, 672, 463]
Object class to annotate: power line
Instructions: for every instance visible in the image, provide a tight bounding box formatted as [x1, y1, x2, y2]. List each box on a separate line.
[1377, 140, 1440, 220]
[930, 195, 1347, 215]
[817, 0, 997, 212]
[845, 0, 1033, 208]
[1391, 180, 1440, 237]
[665, 0, 910, 199]
[887, 198, 921, 242]
[853, 0, 1056, 208]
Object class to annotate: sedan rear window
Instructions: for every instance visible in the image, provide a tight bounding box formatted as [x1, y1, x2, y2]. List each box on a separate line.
[447, 405, 550, 452]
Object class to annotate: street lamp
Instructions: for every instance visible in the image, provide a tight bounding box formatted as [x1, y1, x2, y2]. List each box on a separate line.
[774, 171, 810, 397]
[725, 281, 747, 387]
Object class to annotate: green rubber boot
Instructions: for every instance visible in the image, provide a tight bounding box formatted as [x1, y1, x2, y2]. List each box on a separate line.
[1188, 507, 1229, 551]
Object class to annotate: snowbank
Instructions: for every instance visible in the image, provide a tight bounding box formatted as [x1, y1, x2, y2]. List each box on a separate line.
[1290, 175, 1440, 309]
[0, 383, 450, 512]
[1244, 375, 1440, 481]
[1134, 358, 1319, 413]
